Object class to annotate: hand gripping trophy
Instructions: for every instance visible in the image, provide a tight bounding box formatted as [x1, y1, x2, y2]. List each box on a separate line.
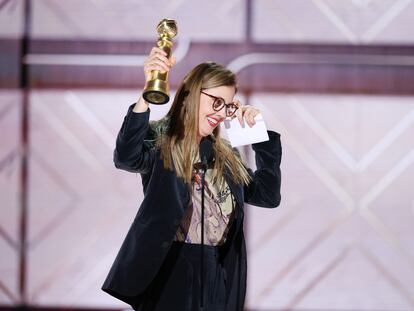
[142, 19, 178, 105]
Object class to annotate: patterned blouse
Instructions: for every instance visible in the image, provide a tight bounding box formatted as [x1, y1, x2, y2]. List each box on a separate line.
[174, 166, 235, 246]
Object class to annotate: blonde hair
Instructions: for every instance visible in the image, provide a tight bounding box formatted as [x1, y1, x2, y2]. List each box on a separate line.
[152, 62, 251, 186]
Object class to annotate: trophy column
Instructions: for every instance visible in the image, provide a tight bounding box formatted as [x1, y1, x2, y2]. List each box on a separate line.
[143, 19, 178, 105]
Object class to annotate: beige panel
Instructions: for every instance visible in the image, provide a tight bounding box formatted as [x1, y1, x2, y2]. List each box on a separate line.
[253, 0, 414, 44]
[0, 0, 22, 38]
[31, 0, 245, 41]
[0, 91, 20, 305]
[1, 90, 413, 309]
[245, 93, 414, 310]
[27, 90, 136, 307]
[26, 90, 173, 307]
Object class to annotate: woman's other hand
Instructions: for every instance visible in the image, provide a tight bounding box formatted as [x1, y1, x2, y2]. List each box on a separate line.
[235, 100, 261, 128]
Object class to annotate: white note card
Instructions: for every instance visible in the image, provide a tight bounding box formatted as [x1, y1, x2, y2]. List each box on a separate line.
[221, 113, 269, 147]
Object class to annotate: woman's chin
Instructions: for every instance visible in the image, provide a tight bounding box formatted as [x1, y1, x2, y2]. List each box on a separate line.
[199, 129, 212, 138]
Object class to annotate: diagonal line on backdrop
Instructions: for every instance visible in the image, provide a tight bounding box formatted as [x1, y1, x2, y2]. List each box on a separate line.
[251, 104, 354, 305]
[282, 95, 414, 272]
[30, 148, 78, 196]
[87, 0, 140, 37]
[312, 0, 358, 43]
[0, 225, 18, 251]
[0, 100, 17, 121]
[362, 0, 413, 42]
[33, 99, 102, 173]
[264, 1, 305, 39]
[28, 200, 77, 250]
[258, 103, 355, 211]
[285, 246, 351, 309]
[0, 148, 20, 249]
[216, 0, 241, 20]
[249, 204, 302, 254]
[359, 207, 414, 268]
[357, 245, 414, 307]
[289, 96, 414, 173]
[28, 148, 79, 249]
[0, 279, 18, 303]
[289, 97, 357, 171]
[42, 0, 84, 35]
[64, 91, 115, 151]
[30, 190, 131, 301]
[0, 148, 19, 174]
[60, 246, 122, 300]
[357, 106, 414, 171]
[6, 0, 18, 11]
[257, 95, 414, 302]
[63, 90, 142, 197]
[359, 146, 414, 218]
[0, 0, 13, 12]
[253, 209, 352, 306]
[358, 142, 414, 267]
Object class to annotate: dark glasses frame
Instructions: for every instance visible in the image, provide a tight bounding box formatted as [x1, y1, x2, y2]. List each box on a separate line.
[201, 91, 239, 117]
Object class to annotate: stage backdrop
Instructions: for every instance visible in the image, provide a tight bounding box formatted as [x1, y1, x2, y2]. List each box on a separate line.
[1, 0, 414, 310]
[1, 89, 413, 310]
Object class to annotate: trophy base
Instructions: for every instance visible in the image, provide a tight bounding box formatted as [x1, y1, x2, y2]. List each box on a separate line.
[143, 79, 170, 105]
[143, 90, 169, 105]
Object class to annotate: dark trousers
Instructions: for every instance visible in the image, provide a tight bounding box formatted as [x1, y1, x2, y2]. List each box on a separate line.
[133, 241, 227, 311]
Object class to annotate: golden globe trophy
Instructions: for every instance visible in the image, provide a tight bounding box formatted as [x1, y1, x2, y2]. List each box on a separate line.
[142, 19, 178, 105]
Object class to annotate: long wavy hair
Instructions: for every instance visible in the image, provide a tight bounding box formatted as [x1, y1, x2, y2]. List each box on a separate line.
[151, 62, 251, 186]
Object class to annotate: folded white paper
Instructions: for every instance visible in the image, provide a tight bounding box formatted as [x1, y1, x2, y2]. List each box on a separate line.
[221, 113, 269, 147]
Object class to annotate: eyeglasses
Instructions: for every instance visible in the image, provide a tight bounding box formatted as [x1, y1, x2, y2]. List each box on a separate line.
[201, 91, 239, 117]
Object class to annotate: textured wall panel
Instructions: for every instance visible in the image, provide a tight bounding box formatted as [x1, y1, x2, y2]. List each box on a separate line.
[3, 0, 414, 44]
[27, 90, 137, 306]
[0, 91, 20, 305]
[245, 93, 414, 310]
[31, 0, 245, 41]
[253, 0, 414, 44]
[2, 90, 414, 309]
[0, 0, 22, 38]
[26, 90, 171, 307]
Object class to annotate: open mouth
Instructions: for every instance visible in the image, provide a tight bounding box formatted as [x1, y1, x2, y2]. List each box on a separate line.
[207, 116, 220, 127]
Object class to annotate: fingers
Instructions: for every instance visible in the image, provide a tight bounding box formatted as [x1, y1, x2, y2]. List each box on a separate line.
[245, 106, 259, 127]
[152, 48, 176, 66]
[145, 53, 170, 73]
[144, 47, 176, 79]
[236, 103, 245, 127]
[236, 104, 260, 128]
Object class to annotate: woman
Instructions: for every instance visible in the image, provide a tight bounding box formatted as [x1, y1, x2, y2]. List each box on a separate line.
[102, 47, 282, 311]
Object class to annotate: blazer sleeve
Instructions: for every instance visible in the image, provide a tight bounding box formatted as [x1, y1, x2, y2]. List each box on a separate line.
[244, 131, 282, 208]
[113, 104, 155, 174]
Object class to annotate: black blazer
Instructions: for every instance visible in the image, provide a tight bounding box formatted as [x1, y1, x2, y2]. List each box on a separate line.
[102, 104, 282, 310]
